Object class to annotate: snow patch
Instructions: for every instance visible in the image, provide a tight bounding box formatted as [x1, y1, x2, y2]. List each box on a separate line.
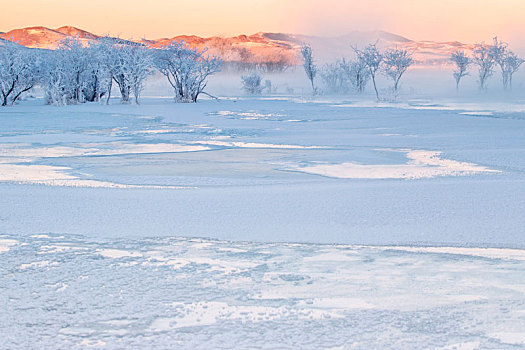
[97, 249, 142, 259]
[136, 129, 184, 134]
[213, 110, 285, 120]
[0, 141, 208, 188]
[19, 260, 57, 270]
[101, 319, 135, 327]
[0, 163, 190, 188]
[30, 234, 52, 239]
[460, 111, 494, 116]
[295, 149, 500, 179]
[436, 341, 481, 350]
[149, 301, 342, 331]
[488, 332, 525, 345]
[144, 256, 258, 274]
[298, 297, 374, 310]
[187, 140, 322, 149]
[38, 244, 88, 254]
[0, 142, 209, 159]
[372, 246, 525, 261]
[78, 339, 107, 347]
[0, 238, 18, 253]
[59, 327, 96, 336]
[303, 251, 360, 262]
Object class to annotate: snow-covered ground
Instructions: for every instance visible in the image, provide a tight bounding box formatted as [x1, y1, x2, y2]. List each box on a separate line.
[1, 95, 524, 348]
[2, 233, 525, 349]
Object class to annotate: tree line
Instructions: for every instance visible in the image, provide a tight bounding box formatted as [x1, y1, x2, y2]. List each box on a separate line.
[299, 43, 413, 100]
[300, 37, 523, 99]
[451, 37, 523, 91]
[0, 37, 221, 106]
[3, 35, 524, 106]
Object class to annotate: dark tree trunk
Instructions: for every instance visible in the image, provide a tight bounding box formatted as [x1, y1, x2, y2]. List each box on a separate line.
[371, 74, 379, 100]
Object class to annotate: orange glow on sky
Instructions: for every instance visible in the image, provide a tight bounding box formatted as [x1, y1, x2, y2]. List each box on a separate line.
[1, 0, 524, 44]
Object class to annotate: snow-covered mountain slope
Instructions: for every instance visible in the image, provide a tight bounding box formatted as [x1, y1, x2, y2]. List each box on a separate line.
[0, 26, 94, 49]
[53, 25, 99, 40]
[0, 25, 474, 66]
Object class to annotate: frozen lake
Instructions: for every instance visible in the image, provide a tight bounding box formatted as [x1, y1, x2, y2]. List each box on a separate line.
[1, 96, 524, 348]
[1, 96, 524, 246]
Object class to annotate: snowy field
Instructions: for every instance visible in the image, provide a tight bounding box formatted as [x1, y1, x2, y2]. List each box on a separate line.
[1, 94, 525, 348]
[2, 234, 525, 349]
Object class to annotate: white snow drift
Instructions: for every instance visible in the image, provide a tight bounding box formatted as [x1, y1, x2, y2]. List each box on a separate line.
[295, 149, 500, 179]
[0, 142, 208, 188]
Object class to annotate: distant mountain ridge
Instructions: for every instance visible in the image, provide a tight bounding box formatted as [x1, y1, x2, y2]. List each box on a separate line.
[0, 25, 474, 66]
[0, 26, 97, 49]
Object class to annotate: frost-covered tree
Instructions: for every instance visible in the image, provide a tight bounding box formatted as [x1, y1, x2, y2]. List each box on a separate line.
[234, 47, 253, 71]
[82, 38, 114, 103]
[353, 44, 383, 100]
[348, 59, 370, 93]
[110, 44, 152, 104]
[382, 48, 413, 93]
[40, 47, 79, 106]
[39, 37, 152, 105]
[501, 51, 524, 90]
[257, 53, 290, 74]
[490, 37, 523, 90]
[0, 44, 39, 106]
[300, 44, 317, 94]
[155, 41, 222, 103]
[111, 57, 131, 103]
[263, 79, 272, 94]
[95, 37, 122, 105]
[241, 72, 263, 95]
[491, 37, 508, 61]
[450, 50, 470, 91]
[491, 37, 508, 89]
[58, 37, 90, 103]
[320, 61, 349, 94]
[321, 58, 370, 95]
[472, 42, 496, 91]
[41, 37, 103, 105]
[124, 45, 152, 104]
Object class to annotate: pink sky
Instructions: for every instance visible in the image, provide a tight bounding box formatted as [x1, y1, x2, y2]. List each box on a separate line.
[1, 0, 524, 45]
